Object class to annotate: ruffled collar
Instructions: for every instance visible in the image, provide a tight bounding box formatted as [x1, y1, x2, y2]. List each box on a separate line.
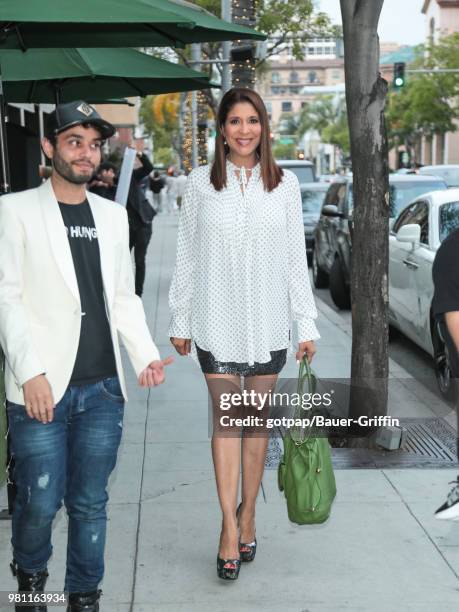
[226, 157, 261, 176]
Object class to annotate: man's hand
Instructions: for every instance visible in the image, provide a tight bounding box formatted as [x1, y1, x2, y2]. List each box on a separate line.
[170, 337, 191, 356]
[296, 340, 316, 364]
[138, 356, 174, 388]
[23, 374, 55, 423]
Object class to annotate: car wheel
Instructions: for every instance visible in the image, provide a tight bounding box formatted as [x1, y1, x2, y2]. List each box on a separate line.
[432, 322, 458, 403]
[312, 249, 329, 288]
[329, 257, 351, 310]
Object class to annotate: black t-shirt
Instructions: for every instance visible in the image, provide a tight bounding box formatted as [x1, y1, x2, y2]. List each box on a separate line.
[432, 228, 459, 317]
[59, 200, 117, 385]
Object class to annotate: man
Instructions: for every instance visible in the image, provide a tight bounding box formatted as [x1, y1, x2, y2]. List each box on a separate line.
[88, 161, 117, 200]
[126, 148, 156, 297]
[149, 170, 165, 213]
[432, 228, 459, 521]
[164, 167, 178, 214]
[0, 101, 172, 611]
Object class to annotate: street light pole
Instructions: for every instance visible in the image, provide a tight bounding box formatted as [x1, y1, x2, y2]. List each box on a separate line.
[221, 0, 232, 96]
[191, 43, 201, 168]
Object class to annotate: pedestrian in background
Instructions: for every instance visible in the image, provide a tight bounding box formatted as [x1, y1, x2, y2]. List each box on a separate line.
[165, 167, 178, 214]
[126, 146, 156, 297]
[432, 231, 459, 521]
[150, 169, 165, 213]
[168, 88, 319, 581]
[88, 161, 117, 200]
[175, 169, 187, 209]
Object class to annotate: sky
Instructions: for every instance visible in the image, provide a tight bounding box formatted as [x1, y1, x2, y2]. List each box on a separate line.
[315, 0, 426, 46]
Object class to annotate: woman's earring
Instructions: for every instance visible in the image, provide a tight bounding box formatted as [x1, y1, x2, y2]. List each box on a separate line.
[223, 139, 227, 145]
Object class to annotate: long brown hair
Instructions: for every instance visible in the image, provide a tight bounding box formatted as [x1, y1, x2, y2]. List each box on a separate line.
[210, 88, 283, 192]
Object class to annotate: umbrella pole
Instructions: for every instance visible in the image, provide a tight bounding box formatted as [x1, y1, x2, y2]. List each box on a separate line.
[0, 72, 11, 194]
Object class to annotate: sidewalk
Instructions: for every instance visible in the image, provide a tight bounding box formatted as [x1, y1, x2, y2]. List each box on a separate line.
[1, 213, 458, 611]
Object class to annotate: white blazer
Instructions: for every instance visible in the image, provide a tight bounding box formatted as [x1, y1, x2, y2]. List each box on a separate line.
[0, 179, 160, 405]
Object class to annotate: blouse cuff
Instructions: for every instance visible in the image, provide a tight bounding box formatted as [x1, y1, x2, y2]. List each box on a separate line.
[297, 318, 320, 343]
[168, 312, 192, 339]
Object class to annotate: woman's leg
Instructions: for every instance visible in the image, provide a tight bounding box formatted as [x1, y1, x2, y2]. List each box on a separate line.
[239, 374, 278, 544]
[204, 373, 242, 559]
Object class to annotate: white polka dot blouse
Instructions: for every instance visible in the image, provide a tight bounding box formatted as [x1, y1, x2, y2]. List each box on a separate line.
[168, 158, 320, 366]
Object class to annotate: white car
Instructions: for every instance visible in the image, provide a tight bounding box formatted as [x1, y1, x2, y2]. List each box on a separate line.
[389, 188, 459, 399]
[419, 164, 459, 188]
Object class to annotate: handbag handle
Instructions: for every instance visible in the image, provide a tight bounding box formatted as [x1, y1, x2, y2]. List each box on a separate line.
[297, 355, 316, 396]
[290, 355, 317, 444]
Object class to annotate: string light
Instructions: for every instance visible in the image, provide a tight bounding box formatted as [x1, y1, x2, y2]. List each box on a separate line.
[182, 90, 208, 170]
[182, 91, 193, 172]
[231, 1, 258, 89]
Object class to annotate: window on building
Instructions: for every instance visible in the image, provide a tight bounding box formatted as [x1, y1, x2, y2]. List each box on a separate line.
[282, 101, 292, 112]
[430, 17, 435, 44]
[307, 46, 315, 55]
[289, 86, 300, 94]
[317, 47, 324, 55]
[271, 86, 280, 94]
[308, 71, 318, 84]
[271, 71, 281, 84]
[265, 101, 272, 113]
[290, 71, 299, 83]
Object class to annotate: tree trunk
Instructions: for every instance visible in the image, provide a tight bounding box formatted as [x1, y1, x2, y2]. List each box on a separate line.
[231, 0, 256, 89]
[340, 0, 389, 447]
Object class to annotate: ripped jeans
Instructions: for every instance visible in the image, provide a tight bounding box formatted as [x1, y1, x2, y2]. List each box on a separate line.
[7, 377, 124, 593]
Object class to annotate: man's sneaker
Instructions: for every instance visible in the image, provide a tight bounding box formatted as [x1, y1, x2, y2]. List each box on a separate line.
[434, 476, 459, 520]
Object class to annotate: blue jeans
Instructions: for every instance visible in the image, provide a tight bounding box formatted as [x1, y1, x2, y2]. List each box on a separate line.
[7, 376, 124, 593]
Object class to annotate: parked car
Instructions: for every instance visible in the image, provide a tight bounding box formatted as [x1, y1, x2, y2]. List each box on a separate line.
[301, 182, 329, 262]
[276, 159, 316, 184]
[419, 164, 459, 188]
[312, 174, 448, 309]
[388, 188, 459, 399]
[319, 174, 341, 183]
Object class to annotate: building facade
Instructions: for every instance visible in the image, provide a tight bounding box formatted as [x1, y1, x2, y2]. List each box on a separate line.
[421, 0, 459, 164]
[257, 37, 344, 128]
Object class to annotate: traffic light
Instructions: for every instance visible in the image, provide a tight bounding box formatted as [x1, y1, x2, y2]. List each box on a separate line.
[393, 62, 406, 89]
[297, 149, 305, 160]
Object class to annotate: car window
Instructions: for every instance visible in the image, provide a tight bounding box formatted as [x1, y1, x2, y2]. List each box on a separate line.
[336, 184, 347, 213]
[392, 202, 419, 233]
[439, 201, 459, 242]
[282, 165, 315, 183]
[389, 180, 446, 217]
[301, 189, 327, 213]
[323, 183, 341, 208]
[413, 202, 429, 245]
[392, 201, 429, 244]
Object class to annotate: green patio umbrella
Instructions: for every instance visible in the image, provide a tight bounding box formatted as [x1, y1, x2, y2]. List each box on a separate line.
[0, 0, 265, 192]
[0, 47, 217, 104]
[0, 0, 266, 49]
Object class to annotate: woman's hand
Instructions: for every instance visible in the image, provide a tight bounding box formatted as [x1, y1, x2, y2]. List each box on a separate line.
[170, 337, 192, 356]
[296, 340, 316, 363]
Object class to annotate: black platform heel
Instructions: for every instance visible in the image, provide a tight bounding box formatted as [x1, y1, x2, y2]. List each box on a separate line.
[216, 556, 241, 580]
[236, 502, 257, 563]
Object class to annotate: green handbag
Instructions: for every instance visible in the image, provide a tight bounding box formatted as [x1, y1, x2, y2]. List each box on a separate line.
[278, 356, 336, 524]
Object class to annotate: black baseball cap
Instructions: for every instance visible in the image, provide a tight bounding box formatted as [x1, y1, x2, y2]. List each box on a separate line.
[46, 100, 115, 140]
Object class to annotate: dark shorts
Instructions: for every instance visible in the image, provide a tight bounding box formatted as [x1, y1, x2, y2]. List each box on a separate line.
[195, 343, 287, 376]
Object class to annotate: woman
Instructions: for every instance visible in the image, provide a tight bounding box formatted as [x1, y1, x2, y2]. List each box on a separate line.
[169, 88, 319, 580]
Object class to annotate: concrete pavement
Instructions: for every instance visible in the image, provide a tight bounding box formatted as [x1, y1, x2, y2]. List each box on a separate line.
[1, 213, 458, 611]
